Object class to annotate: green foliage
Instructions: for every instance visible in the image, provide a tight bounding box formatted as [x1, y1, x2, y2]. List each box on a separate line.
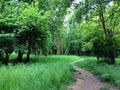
[0, 1, 25, 33]
[0, 36, 14, 64]
[100, 87, 109, 90]
[92, 36, 120, 64]
[0, 0, 75, 63]
[0, 0, 53, 63]
[0, 37, 14, 53]
[71, 0, 120, 64]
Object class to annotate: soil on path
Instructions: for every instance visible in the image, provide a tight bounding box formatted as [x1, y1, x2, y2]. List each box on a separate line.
[68, 60, 119, 90]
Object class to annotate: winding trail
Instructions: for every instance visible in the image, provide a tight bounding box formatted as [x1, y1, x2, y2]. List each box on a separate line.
[68, 60, 119, 90]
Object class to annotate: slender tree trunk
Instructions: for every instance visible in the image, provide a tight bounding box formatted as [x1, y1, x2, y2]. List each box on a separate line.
[56, 40, 61, 55]
[109, 52, 115, 64]
[65, 44, 71, 55]
[4, 53, 9, 65]
[39, 49, 42, 55]
[0, 51, 2, 62]
[107, 40, 115, 64]
[61, 45, 63, 55]
[17, 50, 23, 63]
[25, 42, 31, 63]
[98, 0, 107, 37]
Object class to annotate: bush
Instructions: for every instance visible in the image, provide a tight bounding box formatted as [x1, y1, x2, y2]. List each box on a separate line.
[92, 37, 118, 64]
[100, 74, 112, 82]
[114, 80, 120, 86]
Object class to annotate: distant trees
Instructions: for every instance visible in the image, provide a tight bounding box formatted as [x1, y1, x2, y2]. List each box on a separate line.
[47, 0, 74, 55]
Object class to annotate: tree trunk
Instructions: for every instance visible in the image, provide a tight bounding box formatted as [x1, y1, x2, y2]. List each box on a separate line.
[64, 44, 71, 55]
[109, 54, 115, 64]
[4, 53, 9, 65]
[98, 1, 116, 64]
[107, 43, 115, 64]
[0, 50, 2, 62]
[17, 50, 23, 63]
[39, 49, 42, 55]
[56, 42, 60, 55]
[25, 42, 31, 63]
[98, 0, 108, 37]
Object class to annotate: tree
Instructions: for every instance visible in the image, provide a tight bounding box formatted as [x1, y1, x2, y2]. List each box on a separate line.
[0, 36, 14, 64]
[0, 0, 51, 64]
[73, 0, 120, 64]
[17, 4, 50, 63]
[46, 0, 74, 55]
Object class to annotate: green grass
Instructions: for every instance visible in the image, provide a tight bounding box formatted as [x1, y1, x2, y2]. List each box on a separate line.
[77, 56, 120, 88]
[9, 54, 80, 63]
[0, 55, 80, 90]
[100, 87, 109, 90]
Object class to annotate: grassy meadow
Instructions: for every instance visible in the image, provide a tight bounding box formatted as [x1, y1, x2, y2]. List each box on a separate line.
[0, 55, 80, 90]
[77, 56, 120, 88]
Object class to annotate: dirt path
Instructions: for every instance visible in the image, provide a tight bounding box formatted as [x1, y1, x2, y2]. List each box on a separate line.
[68, 60, 119, 90]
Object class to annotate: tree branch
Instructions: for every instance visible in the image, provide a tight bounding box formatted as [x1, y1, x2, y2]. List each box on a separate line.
[105, 9, 120, 21]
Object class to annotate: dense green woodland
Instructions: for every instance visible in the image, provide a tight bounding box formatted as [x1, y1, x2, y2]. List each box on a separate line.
[0, 0, 120, 90]
[0, 0, 120, 64]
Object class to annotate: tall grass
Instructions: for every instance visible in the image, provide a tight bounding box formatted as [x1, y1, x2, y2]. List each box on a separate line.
[0, 55, 80, 90]
[77, 56, 120, 88]
[9, 54, 80, 63]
